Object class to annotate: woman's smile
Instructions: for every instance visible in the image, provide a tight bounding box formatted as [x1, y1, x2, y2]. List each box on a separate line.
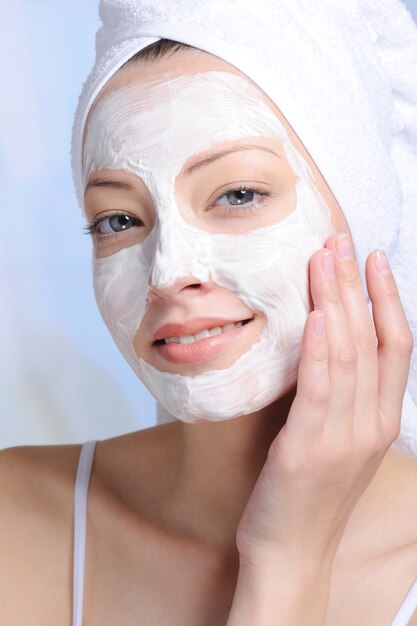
[153, 317, 254, 364]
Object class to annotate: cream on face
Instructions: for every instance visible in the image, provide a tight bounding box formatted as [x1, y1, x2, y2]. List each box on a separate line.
[83, 71, 335, 423]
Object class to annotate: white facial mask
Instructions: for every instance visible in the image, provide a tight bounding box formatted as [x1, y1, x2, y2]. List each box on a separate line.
[83, 71, 335, 423]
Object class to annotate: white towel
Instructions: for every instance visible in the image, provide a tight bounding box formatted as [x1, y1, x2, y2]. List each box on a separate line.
[71, 0, 417, 457]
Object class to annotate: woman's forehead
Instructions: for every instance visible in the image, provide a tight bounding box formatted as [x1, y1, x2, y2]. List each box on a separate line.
[83, 48, 343, 224]
[98, 47, 261, 100]
[82, 70, 288, 202]
[86, 48, 284, 135]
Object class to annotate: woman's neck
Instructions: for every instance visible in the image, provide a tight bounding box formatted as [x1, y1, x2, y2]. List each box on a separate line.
[164, 388, 296, 552]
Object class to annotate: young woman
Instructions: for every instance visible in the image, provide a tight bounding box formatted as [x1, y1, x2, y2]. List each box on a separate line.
[1, 1, 417, 624]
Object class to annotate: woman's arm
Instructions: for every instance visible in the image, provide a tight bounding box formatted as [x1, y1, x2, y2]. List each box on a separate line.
[226, 556, 333, 626]
[227, 234, 413, 625]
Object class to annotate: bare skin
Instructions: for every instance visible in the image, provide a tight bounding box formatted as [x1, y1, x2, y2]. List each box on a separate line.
[0, 47, 416, 625]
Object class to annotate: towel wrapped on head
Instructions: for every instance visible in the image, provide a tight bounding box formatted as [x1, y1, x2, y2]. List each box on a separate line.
[71, 0, 417, 457]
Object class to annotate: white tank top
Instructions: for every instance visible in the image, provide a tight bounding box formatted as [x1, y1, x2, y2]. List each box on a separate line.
[72, 440, 417, 626]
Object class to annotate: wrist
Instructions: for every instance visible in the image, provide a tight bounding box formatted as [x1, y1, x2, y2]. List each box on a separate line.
[226, 558, 332, 626]
[237, 544, 336, 583]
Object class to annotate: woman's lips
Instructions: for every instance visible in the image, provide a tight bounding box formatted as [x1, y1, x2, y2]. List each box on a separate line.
[154, 318, 254, 364]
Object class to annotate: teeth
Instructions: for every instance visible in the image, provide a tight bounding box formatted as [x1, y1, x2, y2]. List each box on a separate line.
[208, 326, 222, 337]
[194, 329, 210, 341]
[179, 335, 195, 344]
[162, 320, 249, 344]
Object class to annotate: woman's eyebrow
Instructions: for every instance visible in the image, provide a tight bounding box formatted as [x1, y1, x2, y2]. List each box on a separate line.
[85, 144, 280, 191]
[183, 144, 280, 176]
[85, 178, 134, 192]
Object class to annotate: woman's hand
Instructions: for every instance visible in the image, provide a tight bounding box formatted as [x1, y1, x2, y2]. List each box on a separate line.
[235, 231, 414, 574]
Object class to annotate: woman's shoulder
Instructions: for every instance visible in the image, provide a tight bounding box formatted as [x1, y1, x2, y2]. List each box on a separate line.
[0, 422, 175, 523]
[0, 442, 83, 624]
[0, 441, 83, 509]
[321, 447, 417, 625]
[0, 442, 83, 557]
[340, 445, 417, 559]
[0, 423, 174, 565]
[0, 424, 179, 622]
[384, 445, 417, 540]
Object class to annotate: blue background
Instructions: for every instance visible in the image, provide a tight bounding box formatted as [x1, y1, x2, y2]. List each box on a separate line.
[1, 0, 416, 448]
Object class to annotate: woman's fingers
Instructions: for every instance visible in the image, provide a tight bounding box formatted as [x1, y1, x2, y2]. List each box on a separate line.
[286, 234, 413, 461]
[309, 247, 357, 443]
[324, 234, 379, 444]
[366, 250, 414, 437]
[285, 310, 329, 451]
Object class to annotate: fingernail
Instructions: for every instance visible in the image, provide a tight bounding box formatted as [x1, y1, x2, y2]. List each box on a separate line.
[374, 250, 391, 276]
[336, 234, 354, 261]
[322, 251, 335, 277]
[313, 312, 326, 338]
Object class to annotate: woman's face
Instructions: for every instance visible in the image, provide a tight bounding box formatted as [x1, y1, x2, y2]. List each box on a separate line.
[83, 48, 349, 423]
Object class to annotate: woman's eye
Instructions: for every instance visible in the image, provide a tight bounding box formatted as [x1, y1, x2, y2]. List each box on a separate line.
[85, 187, 273, 238]
[85, 213, 142, 237]
[98, 214, 139, 234]
[212, 186, 272, 214]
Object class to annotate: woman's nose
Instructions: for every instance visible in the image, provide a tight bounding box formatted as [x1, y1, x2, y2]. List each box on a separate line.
[147, 273, 215, 305]
[148, 213, 212, 291]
